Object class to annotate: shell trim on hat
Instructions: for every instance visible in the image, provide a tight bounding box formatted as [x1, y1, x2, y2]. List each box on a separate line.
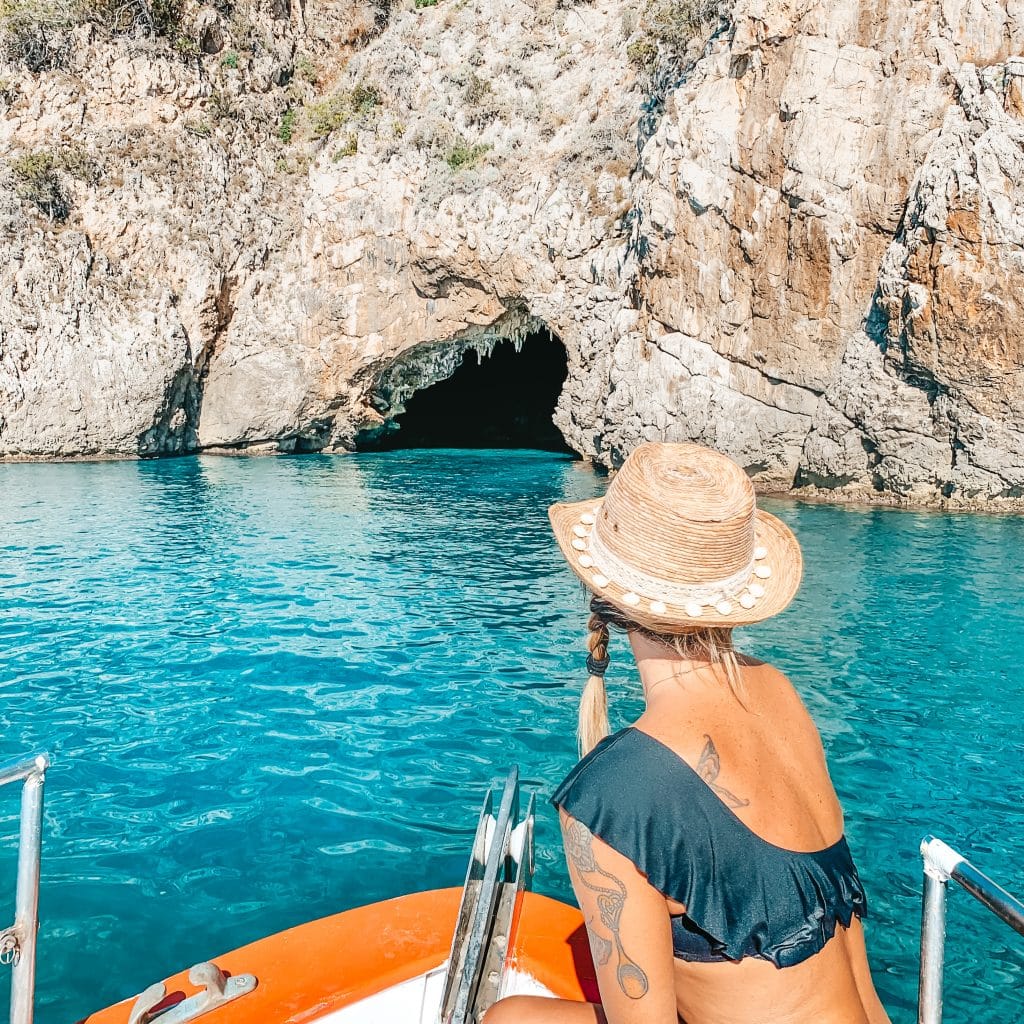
[568, 508, 773, 617]
[586, 518, 764, 610]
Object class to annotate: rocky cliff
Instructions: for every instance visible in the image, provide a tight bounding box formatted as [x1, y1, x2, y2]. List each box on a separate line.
[2, 0, 1023, 506]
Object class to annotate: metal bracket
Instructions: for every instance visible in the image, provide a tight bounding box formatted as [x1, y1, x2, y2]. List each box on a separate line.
[918, 834, 1024, 1024]
[128, 963, 257, 1024]
[920, 836, 964, 883]
[0, 926, 20, 966]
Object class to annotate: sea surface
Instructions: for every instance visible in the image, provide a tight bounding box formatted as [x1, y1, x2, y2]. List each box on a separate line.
[0, 451, 1022, 1023]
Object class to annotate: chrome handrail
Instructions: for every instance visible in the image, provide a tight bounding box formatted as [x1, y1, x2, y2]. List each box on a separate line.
[475, 792, 536, 1014]
[918, 835, 1024, 1024]
[439, 768, 534, 1024]
[0, 753, 49, 1024]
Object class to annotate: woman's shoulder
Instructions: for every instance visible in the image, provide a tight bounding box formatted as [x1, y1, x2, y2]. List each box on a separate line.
[738, 657, 810, 715]
[738, 653, 794, 684]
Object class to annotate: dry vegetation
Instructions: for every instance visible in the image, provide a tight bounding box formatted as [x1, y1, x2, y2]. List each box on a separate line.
[625, 0, 729, 76]
[0, 0, 197, 70]
[9, 149, 69, 219]
[2, 0, 647, 223]
[307, 83, 380, 139]
[0, 0, 396, 71]
[0, 0, 403, 222]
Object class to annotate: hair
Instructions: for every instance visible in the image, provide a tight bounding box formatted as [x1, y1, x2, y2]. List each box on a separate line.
[577, 596, 743, 756]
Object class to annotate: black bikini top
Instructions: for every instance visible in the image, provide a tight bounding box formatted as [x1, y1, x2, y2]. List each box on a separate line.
[551, 727, 867, 969]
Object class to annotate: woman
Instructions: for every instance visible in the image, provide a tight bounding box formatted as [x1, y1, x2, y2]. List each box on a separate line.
[487, 443, 890, 1024]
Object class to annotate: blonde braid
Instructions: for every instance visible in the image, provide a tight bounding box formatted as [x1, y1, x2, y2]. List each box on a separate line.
[578, 610, 611, 756]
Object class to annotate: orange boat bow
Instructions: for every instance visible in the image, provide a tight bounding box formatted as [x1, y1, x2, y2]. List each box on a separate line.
[82, 889, 598, 1024]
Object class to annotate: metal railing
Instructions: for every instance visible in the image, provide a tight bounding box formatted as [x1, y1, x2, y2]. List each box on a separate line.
[439, 768, 535, 1024]
[0, 754, 49, 1024]
[918, 835, 1024, 1024]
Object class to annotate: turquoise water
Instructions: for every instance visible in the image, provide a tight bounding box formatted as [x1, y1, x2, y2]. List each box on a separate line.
[1, 451, 1023, 1023]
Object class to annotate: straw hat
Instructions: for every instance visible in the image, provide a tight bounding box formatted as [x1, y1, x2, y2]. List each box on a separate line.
[549, 442, 802, 631]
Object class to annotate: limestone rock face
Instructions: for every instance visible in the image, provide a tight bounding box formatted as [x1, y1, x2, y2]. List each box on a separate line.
[2, 0, 1023, 506]
[193, 0, 641, 454]
[802, 64, 1024, 501]
[0, 13, 294, 457]
[0, 227, 198, 456]
[616, 0, 1024, 499]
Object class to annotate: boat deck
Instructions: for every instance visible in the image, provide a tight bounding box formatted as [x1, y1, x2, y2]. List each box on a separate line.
[82, 889, 597, 1024]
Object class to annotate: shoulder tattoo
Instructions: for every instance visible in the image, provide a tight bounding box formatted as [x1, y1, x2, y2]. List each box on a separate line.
[697, 734, 750, 809]
[563, 819, 649, 1000]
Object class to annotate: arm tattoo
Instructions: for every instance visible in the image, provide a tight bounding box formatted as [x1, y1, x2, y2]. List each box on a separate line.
[563, 819, 649, 1000]
[697, 734, 750, 809]
[588, 921, 613, 965]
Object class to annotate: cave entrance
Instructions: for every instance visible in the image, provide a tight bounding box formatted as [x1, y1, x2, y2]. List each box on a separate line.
[375, 329, 573, 453]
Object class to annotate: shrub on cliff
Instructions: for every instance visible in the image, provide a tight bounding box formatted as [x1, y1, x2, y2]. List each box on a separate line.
[87, 0, 198, 53]
[559, 124, 634, 178]
[279, 107, 297, 143]
[0, 0, 193, 69]
[306, 83, 379, 140]
[410, 116, 457, 156]
[650, 0, 722, 49]
[0, 0, 73, 71]
[2, 0, 397, 73]
[10, 150, 70, 220]
[307, 94, 352, 138]
[59, 145, 103, 185]
[463, 72, 491, 106]
[7, 144, 103, 220]
[446, 141, 490, 171]
[463, 71, 502, 125]
[332, 133, 359, 160]
[86, 0, 179, 36]
[626, 0, 727, 76]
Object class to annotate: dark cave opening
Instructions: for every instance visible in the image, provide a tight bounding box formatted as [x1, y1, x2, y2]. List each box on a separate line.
[373, 330, 573, 453]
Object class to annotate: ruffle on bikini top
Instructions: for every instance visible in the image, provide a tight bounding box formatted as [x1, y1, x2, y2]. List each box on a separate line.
[550, 727, 868, 969]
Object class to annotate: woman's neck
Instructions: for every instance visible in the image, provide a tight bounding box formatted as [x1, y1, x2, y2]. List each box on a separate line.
[629, 630, 721, 708]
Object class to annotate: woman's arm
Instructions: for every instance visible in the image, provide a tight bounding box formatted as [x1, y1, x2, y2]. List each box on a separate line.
[559, 809, 678, 1024]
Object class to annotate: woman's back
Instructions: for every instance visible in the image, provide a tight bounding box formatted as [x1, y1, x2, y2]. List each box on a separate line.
[671, 922, 886, 1024]
[634, 658, 889, 1024]
[635, 658, 843, 856]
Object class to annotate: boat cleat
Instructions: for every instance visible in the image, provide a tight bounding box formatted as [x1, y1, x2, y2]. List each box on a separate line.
[128, 962, 257, 1024]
